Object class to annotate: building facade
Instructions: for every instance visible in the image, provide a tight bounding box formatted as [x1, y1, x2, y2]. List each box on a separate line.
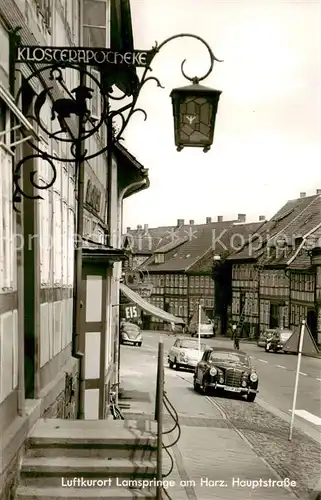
[0, 1, 149, 497]
[228, 192, 321, 344]
[126, 216, 263, 330]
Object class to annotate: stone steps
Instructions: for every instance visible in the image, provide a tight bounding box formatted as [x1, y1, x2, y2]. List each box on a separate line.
[20, 456, 157, 487]
[16, 486, 157, 499]
[15, 418, 158, 500]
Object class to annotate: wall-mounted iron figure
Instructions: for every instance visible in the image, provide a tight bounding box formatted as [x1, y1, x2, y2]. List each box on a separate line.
[51, 85, 94, 131]
[34, 84, 95, 134]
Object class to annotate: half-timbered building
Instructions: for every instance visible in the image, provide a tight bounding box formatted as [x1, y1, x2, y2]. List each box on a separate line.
[228, 191, 321, 343]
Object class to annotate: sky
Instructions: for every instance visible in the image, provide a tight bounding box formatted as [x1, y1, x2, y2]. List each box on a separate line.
[121, 0, 321, 229]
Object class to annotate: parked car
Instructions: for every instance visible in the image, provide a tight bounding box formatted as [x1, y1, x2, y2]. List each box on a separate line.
[189, 320, 214, 338]
[193, 347, 259, 402]
[120, 321, 142, 347]
[257, 329, 274, 347]
[168, 338, 206, 371]
[264, 328, 293, 353]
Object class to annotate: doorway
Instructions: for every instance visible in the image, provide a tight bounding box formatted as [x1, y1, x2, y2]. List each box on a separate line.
[269, 304, 279, 329]
[307, 309, 317, 342]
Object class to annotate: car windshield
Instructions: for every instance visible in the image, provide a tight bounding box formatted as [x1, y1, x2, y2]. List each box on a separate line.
[209, 352, 250, 366]
[179, 340, 206, 350]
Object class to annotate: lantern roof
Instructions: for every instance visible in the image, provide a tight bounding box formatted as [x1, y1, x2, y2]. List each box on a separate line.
[170, 82, 222, 97]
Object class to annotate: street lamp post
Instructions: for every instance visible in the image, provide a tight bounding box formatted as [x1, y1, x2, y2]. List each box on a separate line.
[9, 28, 223, 417]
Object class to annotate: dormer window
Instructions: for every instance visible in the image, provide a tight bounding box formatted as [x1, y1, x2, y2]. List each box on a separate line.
[154, 253, 165, 264]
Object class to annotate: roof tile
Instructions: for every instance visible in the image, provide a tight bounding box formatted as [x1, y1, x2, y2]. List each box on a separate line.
[228, 194, 321, 262]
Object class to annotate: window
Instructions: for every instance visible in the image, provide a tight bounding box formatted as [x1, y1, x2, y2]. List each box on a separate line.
[67, 208, 75, 286]
[39, 184, 50, 286]
[62, 202, 68, 285]
[154, 253, 164, 264]
[0, 100, 7, 142]
[0, 23, 9, 78]
[0, 147, 14, 290]
[53, 192, 62, 284]
[37, 0, 52, 29]
[83, 0, 109, 47]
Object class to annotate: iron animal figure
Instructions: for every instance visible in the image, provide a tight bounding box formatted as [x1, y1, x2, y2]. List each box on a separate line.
[51, 85, 94, 131]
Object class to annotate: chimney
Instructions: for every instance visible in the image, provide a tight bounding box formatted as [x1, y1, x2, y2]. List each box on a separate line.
[206, 217, 212, 224]
[126, 226, 131, 233]
[217, 216, 223, 222]
[259, 215, 266, 221]
[300, 192, 306, 198]
[317, 189, 321, 195]
[137, 224, 142, 229]
[177, 219, 184, 226]
[189, 220, 195, 225]
[144, 224, 148, 232]
[238, 214, 246, 223]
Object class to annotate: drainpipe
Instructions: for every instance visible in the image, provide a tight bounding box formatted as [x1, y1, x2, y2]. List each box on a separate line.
[114, 179, 148, 402]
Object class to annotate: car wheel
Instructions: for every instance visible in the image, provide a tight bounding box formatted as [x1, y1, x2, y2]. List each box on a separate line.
[174, 358, 180, 371]
[168, 359, 174, 369]
[193, 377, 201, 392]
[247, 393, 256, 403]
[138, 342, 142, 347]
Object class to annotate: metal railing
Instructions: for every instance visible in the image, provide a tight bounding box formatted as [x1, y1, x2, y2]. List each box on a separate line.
[155, 341, 181, 500]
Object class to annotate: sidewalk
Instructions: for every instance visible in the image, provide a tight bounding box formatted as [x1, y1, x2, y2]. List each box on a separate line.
[119, 370, 296, 500]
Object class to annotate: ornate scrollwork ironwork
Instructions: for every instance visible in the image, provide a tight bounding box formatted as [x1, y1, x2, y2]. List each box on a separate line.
[123, 264, 150, 287]
[13, 152, 57, 211]
[11, 32, 222, 207]
[108, 33, 222, 142]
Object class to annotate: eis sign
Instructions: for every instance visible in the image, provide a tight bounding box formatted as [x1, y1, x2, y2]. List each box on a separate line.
[15, 46, 153, 67]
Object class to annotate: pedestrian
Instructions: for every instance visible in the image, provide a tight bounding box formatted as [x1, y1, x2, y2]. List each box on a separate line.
[232, 324, 240, 350]
[170, 321, 176, 335]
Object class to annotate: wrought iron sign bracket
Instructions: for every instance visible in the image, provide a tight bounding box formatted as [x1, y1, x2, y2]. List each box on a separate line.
[10, 30, 222, 210]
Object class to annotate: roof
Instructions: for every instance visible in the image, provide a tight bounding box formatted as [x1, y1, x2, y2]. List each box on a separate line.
[188, 221, 265, 273]
[287, 225, 321, 270]
[142, 220, 237, 272]
[125, 226, 175, 254]
[228, 194, 321, 265]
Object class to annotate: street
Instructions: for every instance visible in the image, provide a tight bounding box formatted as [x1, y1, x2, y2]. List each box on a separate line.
[119, 331, 321, 499]
[133, 332, 321, 440]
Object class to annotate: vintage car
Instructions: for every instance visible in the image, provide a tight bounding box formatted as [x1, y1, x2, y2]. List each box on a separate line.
[257, 329, 273, 347]
[189, 320, 214, 338]
[119, 321, 142, 347]
[264, 328, 293, 353]
[193, 347, 259, 402]
[168, 338, 206, 371]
